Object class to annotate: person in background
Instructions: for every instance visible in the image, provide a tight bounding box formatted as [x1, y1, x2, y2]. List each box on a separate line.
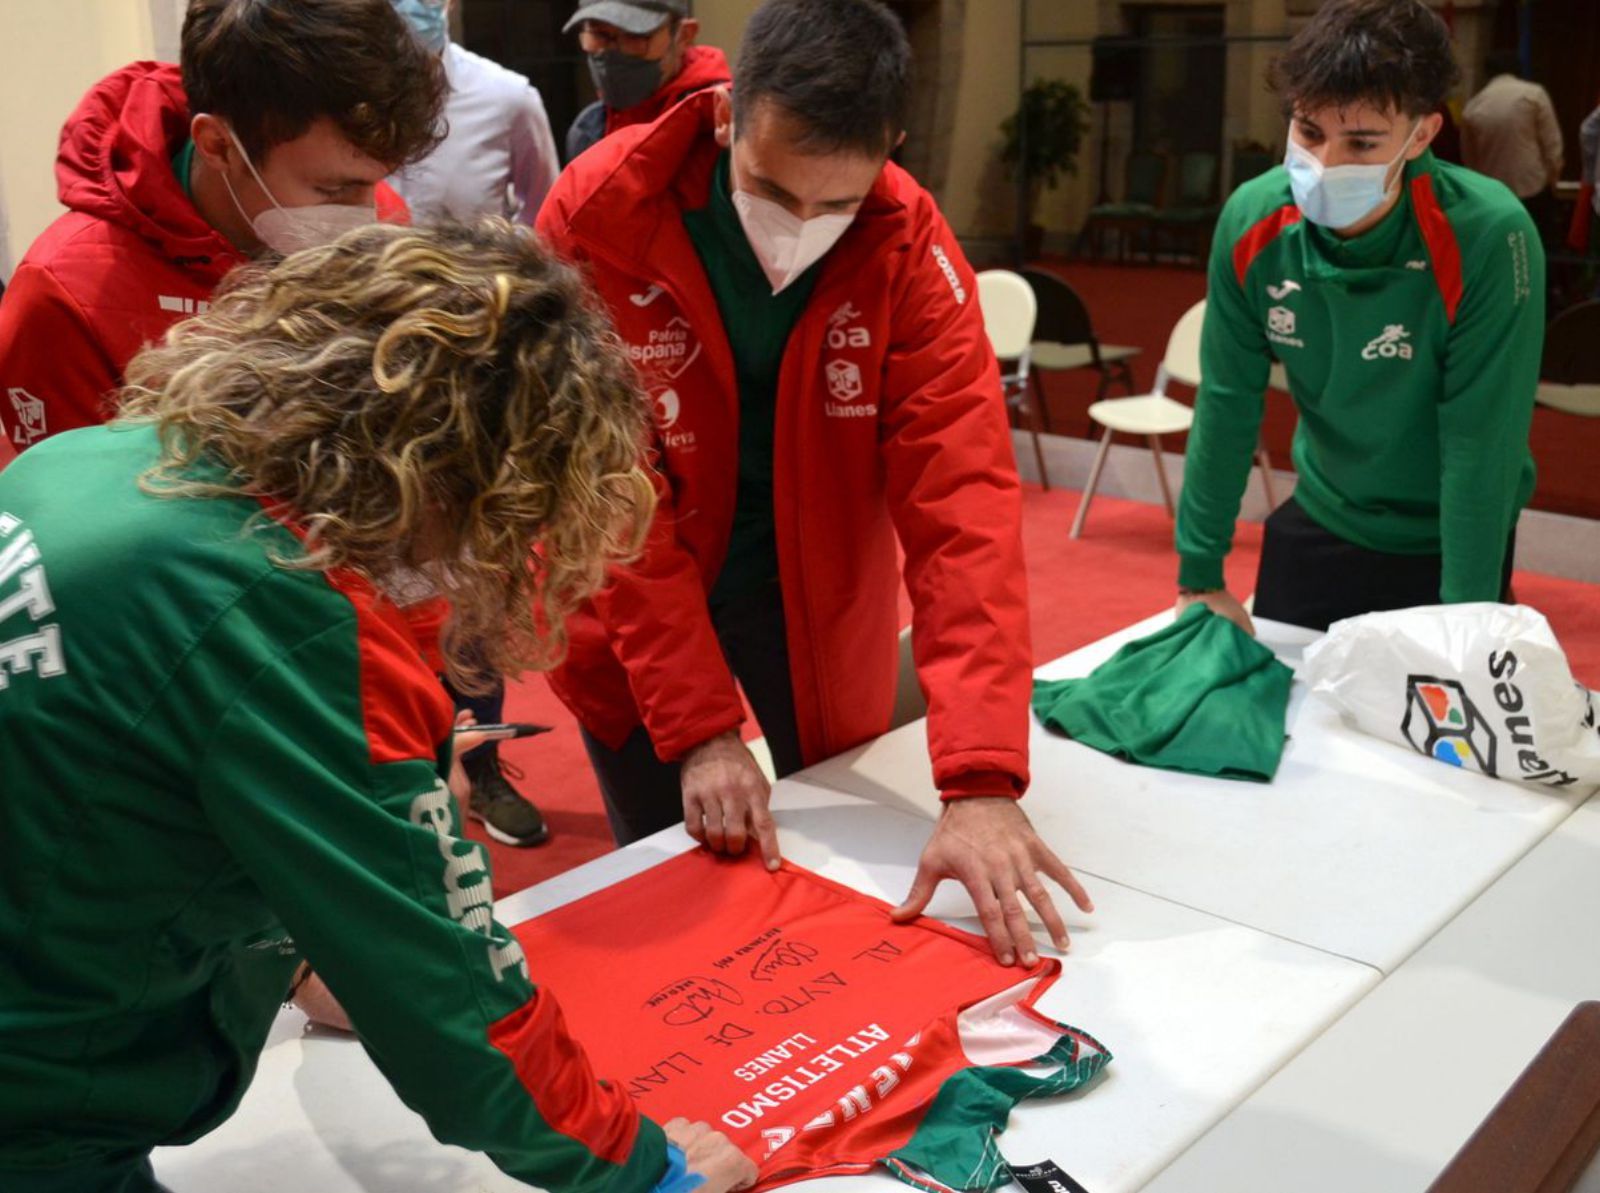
[1176, 0, 1544, 635]
[0, 219, 754, 1193]
[563, 0, 730, 162]
[1567, 97, 1600, 256]
[386, 0, 562, 847]
[0, 0, 442, 455]
[539, 0, 1093, 969]
[388, 0, 561, 225]
[1461, 49, 1564, 242]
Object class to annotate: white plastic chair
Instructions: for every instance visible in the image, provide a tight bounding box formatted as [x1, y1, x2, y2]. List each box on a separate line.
[1069, 299, 1277, 538]
[976, 269, 1050, 489]
[1535, 383, 1600, 415]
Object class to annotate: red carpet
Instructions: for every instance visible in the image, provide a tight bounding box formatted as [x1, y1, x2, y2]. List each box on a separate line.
[1029, 258, 1600, 523]
[481, 486, 1600, 897]
[4, 439, 1595, 896]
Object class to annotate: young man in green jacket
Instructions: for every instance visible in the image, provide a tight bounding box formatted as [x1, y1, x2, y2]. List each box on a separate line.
[0, 222, 752, 1193]
[1176, 0, 1545, 632]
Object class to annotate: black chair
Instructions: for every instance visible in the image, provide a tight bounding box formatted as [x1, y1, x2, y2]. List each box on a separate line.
[1019, 269, 1141, 432]
[1076, 152, 1167, 263]
[1230, 149, 1278, 191]
[1152, 151, 1221, 264]
[1536, 299, 1600, 415]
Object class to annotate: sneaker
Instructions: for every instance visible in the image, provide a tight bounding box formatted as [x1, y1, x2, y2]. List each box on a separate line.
[465, 754, 549, 847]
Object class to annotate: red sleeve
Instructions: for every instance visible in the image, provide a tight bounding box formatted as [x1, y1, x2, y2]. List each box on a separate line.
[880, 204, 1032, 799]
[376, 181, 411, 226]
[588, 461, 746, 761]
[535, 195, 744, 762]
[1568, 183, 1595, 252]
[0, 263, 122, 450]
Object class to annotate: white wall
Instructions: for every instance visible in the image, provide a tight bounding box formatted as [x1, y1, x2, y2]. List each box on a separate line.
[0, 1, 173, 277]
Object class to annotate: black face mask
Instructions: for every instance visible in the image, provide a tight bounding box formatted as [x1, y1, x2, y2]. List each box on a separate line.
[588, 48, 664, 111]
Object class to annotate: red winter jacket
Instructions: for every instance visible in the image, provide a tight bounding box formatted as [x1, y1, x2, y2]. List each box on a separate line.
[604, 45, 730, 140]
[536, 93, 1032, 799]
[0, 62, 408, 451]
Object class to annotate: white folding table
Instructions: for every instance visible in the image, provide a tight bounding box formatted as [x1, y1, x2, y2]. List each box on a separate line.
[801, 613, 1592, 973]
[153, 613, 1589, 1192]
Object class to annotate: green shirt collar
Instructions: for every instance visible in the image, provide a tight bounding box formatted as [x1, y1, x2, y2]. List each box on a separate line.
[171, 137, 197, 203]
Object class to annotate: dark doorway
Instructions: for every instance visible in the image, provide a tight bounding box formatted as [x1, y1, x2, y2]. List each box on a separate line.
[459, 0, 592, 151]
[1127, 5, 1225, 161]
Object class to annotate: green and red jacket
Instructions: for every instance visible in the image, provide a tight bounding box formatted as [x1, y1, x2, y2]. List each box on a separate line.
[1178, 150, 1544, 601]
[0, 424, 664, 1190]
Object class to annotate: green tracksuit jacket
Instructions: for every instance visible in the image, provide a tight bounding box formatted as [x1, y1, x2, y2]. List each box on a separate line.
[1177, 150, 1544, 602]
[0, 425, 666, 1190]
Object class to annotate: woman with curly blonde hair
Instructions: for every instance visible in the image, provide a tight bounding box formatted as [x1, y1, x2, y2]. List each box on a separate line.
[0, 221, 754, 1193]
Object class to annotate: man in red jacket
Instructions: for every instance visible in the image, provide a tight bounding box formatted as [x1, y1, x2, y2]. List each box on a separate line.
[563, 0, 731, 162]
[539, 0, 1092, 967]
[0, 0, 443, 452]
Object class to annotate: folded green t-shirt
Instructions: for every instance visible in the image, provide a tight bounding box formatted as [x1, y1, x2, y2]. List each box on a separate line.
[1032, 605, 1294, 782]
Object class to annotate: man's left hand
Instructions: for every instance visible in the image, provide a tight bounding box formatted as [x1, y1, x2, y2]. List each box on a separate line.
[890, 798, 1092, 966]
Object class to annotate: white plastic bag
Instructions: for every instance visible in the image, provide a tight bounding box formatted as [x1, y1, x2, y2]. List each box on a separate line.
[1303, 603, 1600, 791]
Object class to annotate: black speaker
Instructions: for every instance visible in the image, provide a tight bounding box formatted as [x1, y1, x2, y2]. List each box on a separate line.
[1089, 38, 1141, 102]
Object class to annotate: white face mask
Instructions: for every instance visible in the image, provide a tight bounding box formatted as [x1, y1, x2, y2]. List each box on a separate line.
[221, 126, 377, 255]
[1284, 120, 1421, 230]
[730, 183, 854, 295]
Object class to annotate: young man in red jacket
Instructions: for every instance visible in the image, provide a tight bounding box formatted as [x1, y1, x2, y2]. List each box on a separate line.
[0, 1, 555, 845]
[0, 0, 442, 453]
[538, 0, 1092, 967]
[563, 0, 731, 162]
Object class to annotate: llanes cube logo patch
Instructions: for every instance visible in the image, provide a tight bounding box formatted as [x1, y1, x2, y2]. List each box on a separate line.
[1401, 676, 1497, 776]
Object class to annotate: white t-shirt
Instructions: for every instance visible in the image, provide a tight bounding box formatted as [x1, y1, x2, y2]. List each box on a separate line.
[1461, 74, 1564, 199]
[389, 44, 560, 226]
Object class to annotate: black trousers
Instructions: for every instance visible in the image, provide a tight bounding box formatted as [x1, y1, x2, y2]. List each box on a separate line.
[1252, 496, 1516, 632]
[579, 580, 805, 845]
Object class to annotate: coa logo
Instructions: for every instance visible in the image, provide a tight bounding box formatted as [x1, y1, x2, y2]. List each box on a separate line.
[826, 301, 872, 349]
[1402, 676, 1496, 775]
[1361, 324, 1413, 361]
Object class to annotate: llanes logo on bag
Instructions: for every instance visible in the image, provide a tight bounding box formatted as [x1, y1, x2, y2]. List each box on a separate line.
[1402, 652, 1582, 787]
[1402, 677, 1496, 774]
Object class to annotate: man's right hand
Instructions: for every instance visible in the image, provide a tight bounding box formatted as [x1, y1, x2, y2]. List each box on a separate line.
[680, 730, 782, 870]
[662, 1118, 757, 1192]
[1176, 589, 1255, 636]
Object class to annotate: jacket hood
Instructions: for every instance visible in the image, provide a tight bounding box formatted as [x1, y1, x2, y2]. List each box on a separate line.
[55, 62, 239, 273]
[663, 44, 731, 107]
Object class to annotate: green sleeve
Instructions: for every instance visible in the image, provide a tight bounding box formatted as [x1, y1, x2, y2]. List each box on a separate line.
[1437, 212, 1544, 602]
[1174, 209, 1273, 591]
[195, 624, 667, 1193]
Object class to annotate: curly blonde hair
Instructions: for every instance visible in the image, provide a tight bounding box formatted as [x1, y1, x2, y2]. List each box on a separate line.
[118, 220, 655, 692]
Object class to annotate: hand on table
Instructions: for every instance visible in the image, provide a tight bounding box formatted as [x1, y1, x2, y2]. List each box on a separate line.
[662, 1117, 757, 1192]
[292, 968, 354, 1033]
[680, 730, 781, 870]
[1176, 588, 1255, 636]
[890, 797, 1092, 966]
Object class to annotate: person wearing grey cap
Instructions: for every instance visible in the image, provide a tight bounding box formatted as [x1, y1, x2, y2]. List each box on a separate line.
[563, 0, 729, 162]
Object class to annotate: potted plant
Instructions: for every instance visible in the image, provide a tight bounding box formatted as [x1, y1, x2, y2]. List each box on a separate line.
[1001, 78, 1091, 258]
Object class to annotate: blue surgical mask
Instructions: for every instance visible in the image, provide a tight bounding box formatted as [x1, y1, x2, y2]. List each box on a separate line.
[393, 0, 449, 54]
[1284, 121, 1420, 230]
